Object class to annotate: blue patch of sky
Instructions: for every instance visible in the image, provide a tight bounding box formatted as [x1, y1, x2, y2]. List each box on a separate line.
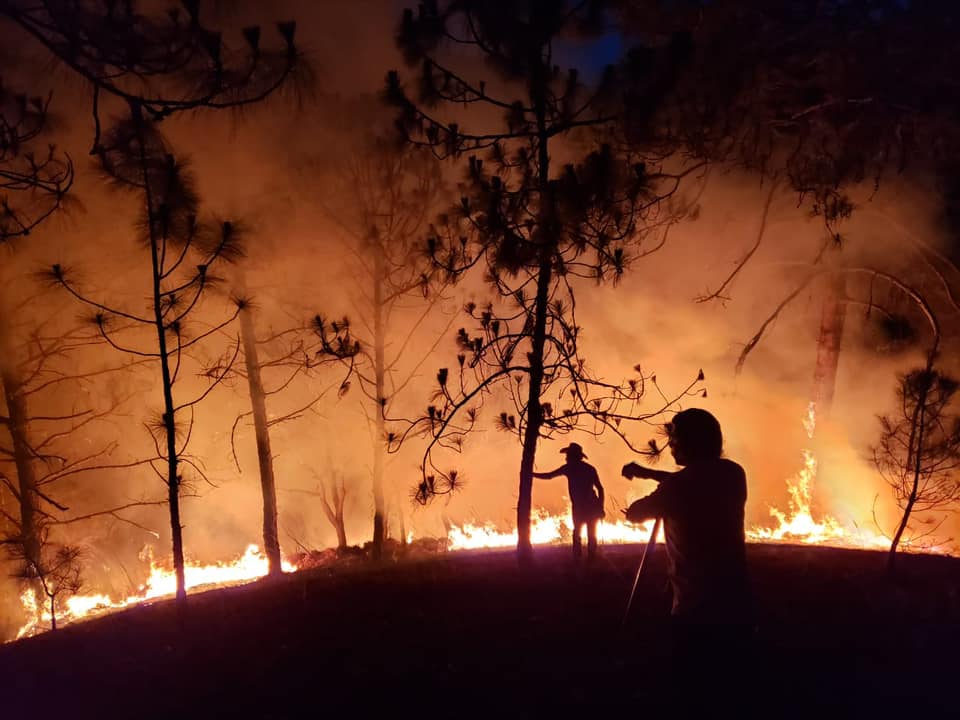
[553, 31, 625, 84]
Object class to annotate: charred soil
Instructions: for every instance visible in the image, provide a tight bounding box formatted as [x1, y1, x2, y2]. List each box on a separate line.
[2, 544, 958, 717]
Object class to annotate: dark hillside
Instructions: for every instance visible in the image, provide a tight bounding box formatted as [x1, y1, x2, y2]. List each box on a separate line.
[3, 544, 958, 718]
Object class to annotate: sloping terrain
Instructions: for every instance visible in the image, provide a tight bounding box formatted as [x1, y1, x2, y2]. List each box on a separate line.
[2, 544, 957, 718]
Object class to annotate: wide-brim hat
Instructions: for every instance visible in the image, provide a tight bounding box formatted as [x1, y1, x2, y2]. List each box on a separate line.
[560, 442, 587, 459]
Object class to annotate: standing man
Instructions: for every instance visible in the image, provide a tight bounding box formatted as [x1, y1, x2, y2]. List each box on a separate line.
[534, 442, 605, 561]
[621, 408, 752, 709]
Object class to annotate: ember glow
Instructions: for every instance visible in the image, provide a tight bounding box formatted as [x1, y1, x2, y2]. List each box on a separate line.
[17, 545, 296, 639]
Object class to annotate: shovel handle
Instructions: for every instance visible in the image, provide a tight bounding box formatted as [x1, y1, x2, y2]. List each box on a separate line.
[621, 516, 662, 629]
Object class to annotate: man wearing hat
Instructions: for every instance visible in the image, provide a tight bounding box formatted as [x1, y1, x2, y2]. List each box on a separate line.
[533, 442, 605, 561]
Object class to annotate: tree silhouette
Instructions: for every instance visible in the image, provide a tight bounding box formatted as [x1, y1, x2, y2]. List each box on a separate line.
[874, 365, 960, 573]
[0, 308, 164, 633]
[616, 0, 960, 380]
[2, 0, 304, 604]
[48, 121, 247, 605]
[312, 102, 449, 560]
[0, 0, 305, 141]
[384, 0, 704, 555]
[224, 294, 358, 576]
[0, 80, 73, 242]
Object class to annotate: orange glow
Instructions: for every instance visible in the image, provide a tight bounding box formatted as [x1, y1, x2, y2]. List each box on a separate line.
[13, 405, 953, 641]
[748, 403, 901, 549]
[17, 544, 296, 639]
[447, 508, 661, 550]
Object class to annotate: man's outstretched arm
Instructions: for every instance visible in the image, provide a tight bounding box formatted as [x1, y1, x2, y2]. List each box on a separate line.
[532, 465, 565, 479]
[622, 462, 676, 484]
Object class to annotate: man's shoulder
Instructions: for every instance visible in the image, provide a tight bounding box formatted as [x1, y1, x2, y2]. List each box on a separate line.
[681, 457, 745, 482]
[716, 457, 746, 476]
[576, 461, 600, 478]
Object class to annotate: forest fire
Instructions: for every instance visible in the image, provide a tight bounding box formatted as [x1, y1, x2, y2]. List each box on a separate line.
[13, 403, 943, 640]
[747, 404, 890, 549]
[447, 511, 661, 550]
[17, 545, 296, 639]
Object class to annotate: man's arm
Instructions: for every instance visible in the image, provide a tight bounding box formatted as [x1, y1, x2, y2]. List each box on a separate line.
[621, 462, 676, 484]
[532, 465, 565, 479]
[624, 486, 671, 523]
[592, 470, 605, 508]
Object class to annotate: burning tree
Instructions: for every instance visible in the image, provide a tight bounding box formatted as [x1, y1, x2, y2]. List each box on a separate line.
[311, 102, 448, 559]
[874, 366, 960, 572]
[384, 0, 704, 555]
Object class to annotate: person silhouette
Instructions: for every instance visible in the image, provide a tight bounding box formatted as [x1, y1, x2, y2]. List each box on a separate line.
[621, 408, 752, 709]
[533, 442, 605, 561]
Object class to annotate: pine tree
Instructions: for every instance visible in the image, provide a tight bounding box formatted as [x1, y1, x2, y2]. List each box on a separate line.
[5, 0, 304, 605]
[385, 0, 703, 555]
[311, 98, 448, 559]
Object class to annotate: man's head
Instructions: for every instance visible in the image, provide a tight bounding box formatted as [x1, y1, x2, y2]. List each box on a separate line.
[560, 442, 587, 462]
[666, 408, 723, 466]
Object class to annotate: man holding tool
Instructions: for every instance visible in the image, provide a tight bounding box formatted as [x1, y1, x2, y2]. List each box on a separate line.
[621, 408, 752, 708]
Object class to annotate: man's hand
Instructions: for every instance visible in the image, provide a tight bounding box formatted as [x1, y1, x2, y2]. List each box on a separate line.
[621, 461, 650, 480]
[624, 500, 648, 524]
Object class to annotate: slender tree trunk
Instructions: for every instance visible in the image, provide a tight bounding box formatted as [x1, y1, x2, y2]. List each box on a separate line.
[888, 366, 931, 574]
[153, 264, 185, 605]
[1, 368, 41, 571]
[335, 514, 348, 550]
[811, 271, 847, 417]
[518, 259, 551, 558]
[138, 115, 186, 605]
[397, 494, 408, 547]
[371, 243, 387, 560]
[517, 85, 553, 558]
[240, 305, 283, 576]
[888, 492, 918, 574]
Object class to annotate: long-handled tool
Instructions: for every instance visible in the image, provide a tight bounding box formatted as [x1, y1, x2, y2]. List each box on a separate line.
[620, 516, 662, 629]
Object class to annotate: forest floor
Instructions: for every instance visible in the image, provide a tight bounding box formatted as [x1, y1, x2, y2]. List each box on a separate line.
[2, 543, 958, 718]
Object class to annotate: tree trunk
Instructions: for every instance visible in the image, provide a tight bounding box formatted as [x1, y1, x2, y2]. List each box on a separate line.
[397, 494, 408, 546]
[887, 366, 931, 575]
[1, 368, 41, 571]
[517, 79, 553, 558]
[517, 259, 551, 558]
[239, 305, 283, 576]
[155, 280, 185, 605]
[811, 271, 847, 417]
[140, 128, 186, 605]
[335, 514, 348, 550]
[888, 493, 917, 575]
[371, 241, 387, 560]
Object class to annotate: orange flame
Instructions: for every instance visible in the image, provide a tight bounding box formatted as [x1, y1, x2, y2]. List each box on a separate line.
[747, 403, 889, 549]
[17, 544, 296, 639]
[447, 508, 661, 550]
[13, 403, 952, 641]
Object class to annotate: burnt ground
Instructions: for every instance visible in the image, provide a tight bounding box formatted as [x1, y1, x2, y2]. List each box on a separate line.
[2, 543, 958, 718]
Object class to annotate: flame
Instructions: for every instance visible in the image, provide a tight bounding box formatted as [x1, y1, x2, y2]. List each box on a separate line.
[13, 402, 952, 642]
[747, 403, 889, 549]
[17, 544, 295, 639]
[448, 507, 661, 550]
